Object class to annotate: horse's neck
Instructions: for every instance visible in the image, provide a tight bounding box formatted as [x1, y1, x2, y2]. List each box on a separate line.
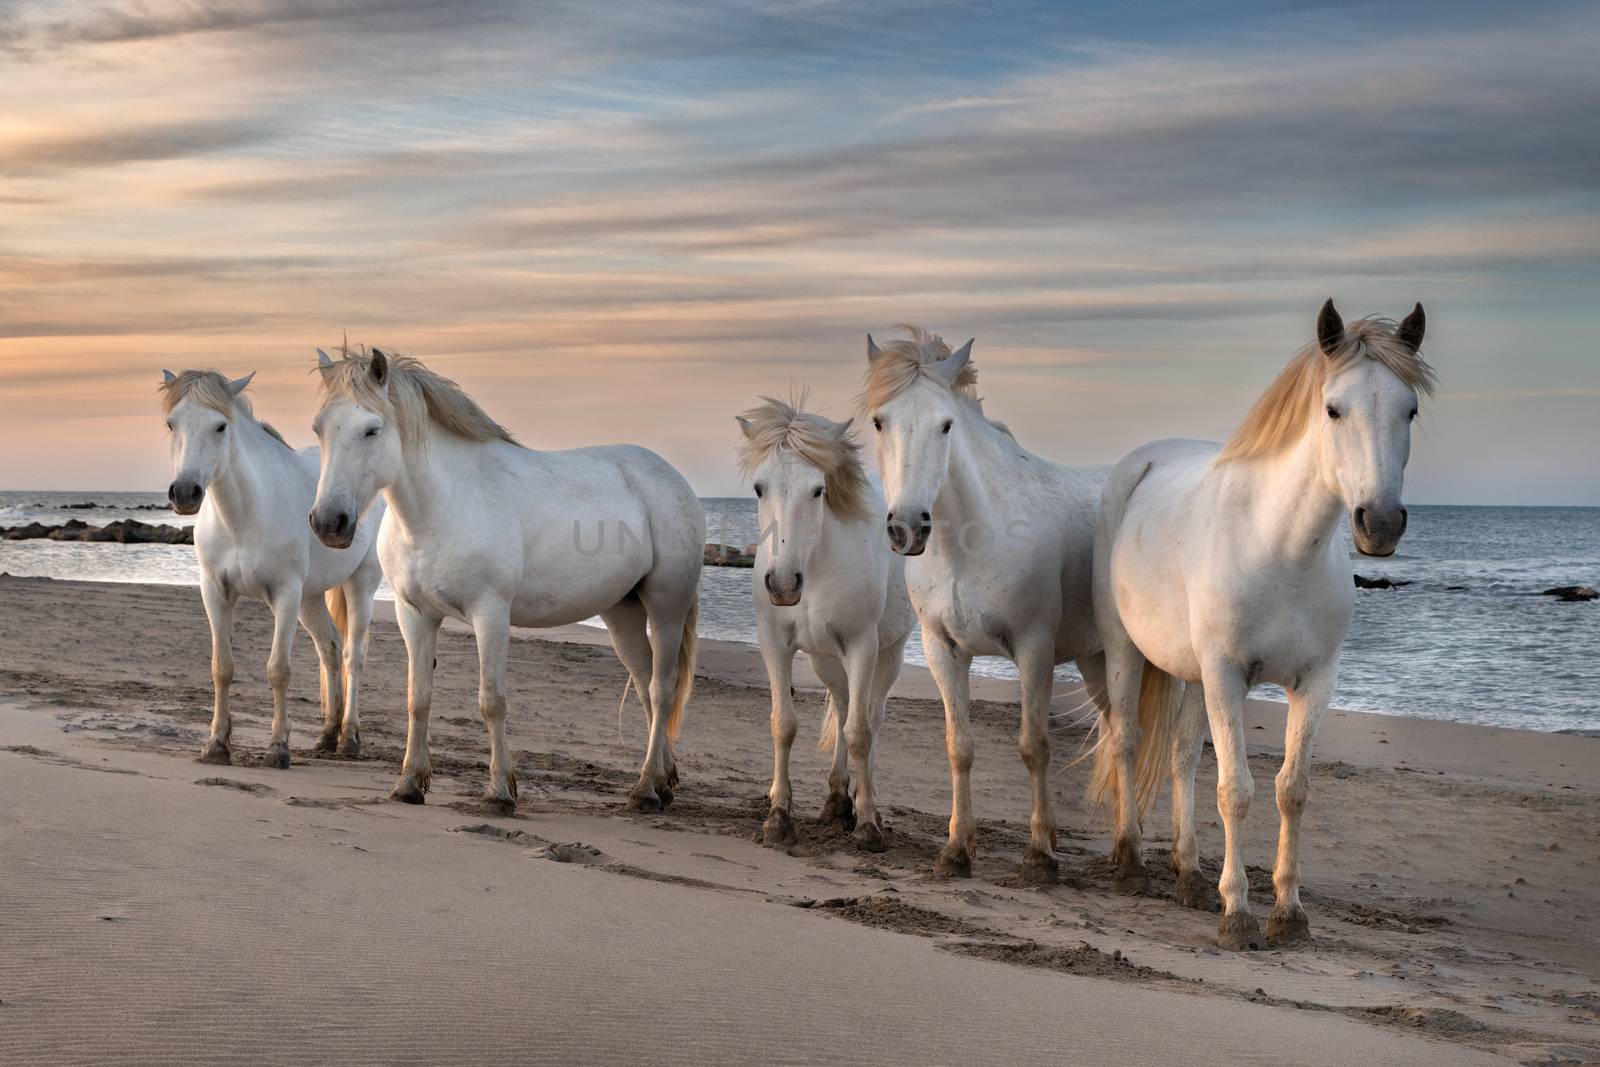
[930, 406, 1023, 551]
[1229, 432, 1343, 568]
[207, 416, 294, 529]
[383, 426, 506, 534]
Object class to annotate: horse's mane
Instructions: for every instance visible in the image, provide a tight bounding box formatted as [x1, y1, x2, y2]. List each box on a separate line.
[158, 369, 290, 448]
[1215, 316, 1438, 465]
[317, 346, 519, 453]
[738, 394, 872, 523]
[858, 324, 1015, 440]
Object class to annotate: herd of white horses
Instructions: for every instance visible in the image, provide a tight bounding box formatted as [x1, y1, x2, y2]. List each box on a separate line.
[159, 299, 1432, 950]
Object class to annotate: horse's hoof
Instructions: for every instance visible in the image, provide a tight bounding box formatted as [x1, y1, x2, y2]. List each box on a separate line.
[336, 730, 361, 759]
[1266, 906, 1311, 945]
[819, 790, 855, 829]
[851, 822, 886, 853]
[933, 842, 973, 879]
[390, 778, 428, 805]
[1174, 869, 1219, 912]
[1218, 911, 1263, 951]
[197, 740, 231, 766]
[482, 793, 517, 817]
[625, 782, 663, 813]
[656, 782, 674, 809]
[261, 744, 291, 770]
[665, 761, 681, 789]
[312, 729, 340, 755]
[1020, 846, 1060, 885]
[762, 808, 798, 847]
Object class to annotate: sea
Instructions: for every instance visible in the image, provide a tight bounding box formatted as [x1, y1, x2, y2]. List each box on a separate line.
[2, 491, 1595, 735]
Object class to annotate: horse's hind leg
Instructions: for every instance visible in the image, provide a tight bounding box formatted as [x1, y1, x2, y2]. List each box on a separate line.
[1100, 633, 1151, 893]
[299, 595, 344, 754]
[198, 576, 236, 765]
[1015, 638, 1060, 884]
[261, 586, 303, 769]
[1170, 681, 1216, 911]
[391, 599, 441, 804]
[1267, 666, 1334, 945]
[600, 596, 656, 737]
[470, 603, 518, 816]
[810, 652, 855, 829]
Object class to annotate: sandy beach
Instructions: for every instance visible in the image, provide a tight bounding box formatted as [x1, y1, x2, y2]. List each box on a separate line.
[1, 575, 1596, 1065]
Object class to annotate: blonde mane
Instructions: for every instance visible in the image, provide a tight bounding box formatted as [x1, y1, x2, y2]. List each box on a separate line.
[1215, 316, 1438, 465]
[317, 347, 519, 453]
[858, 323, 1015, 439]
[738, 394, 872, 523]
[158, 369, 290, 448]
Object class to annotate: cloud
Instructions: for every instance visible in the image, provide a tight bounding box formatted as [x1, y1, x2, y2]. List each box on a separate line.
[0, 116, 279, 175]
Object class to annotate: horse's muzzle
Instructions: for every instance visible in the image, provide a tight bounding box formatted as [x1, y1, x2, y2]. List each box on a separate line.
[886, 510, 931, 556]
[309, 507, 356, 549]
[1351, 503, 1407, 558]
[168, 481, 203, 516]
[765, 570, 804, 607]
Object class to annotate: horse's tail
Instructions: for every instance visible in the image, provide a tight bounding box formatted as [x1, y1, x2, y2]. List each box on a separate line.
[818, 690, 841, 752]
[1088, 663, 1182, 820]
[325, 585, 350, 646]
[666, 596, 697, 742]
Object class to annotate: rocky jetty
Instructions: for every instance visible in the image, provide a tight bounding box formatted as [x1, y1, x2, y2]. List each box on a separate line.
[1353, 574, 1412, 589]
[1, 519, 194, 545]
[703, 542, 755, 568]
[1541, 585, 1598, 602]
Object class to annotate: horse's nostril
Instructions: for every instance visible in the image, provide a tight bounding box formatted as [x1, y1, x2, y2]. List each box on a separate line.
[794, 573, 803, 589]
[337, 512, 350, 533]
[920, 511, 930, 523]
[167, 483, 178, 501]
[1353, 506, 1368, 534]
[763, 571, 775, 592]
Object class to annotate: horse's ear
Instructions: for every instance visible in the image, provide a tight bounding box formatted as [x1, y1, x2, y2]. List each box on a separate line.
[1317, 298, 1345, 357]
[162, 369, 177, 383]
[316, 348, 334, 369]
[867, 334, 882, 363]
[1396, 302, 1425, 353]
[735, 416, 755, 439]
[226, 372, 255, 396]
[369, 349, 388, 386]
[928, 338, 973, 383]
[828, 417, 854, 440]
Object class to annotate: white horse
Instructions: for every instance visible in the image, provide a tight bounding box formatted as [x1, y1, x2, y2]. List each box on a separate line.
[862, 326, 1108, 882]
[308, 347, 704, 814]
[738, 395, 914, 851]
[160, 368, 383, 767]
[1090, 301, 1433, 949]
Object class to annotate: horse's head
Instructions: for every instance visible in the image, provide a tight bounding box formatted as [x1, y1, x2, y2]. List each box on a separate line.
[1313, 299, 1429, 557]
[737, 396, 868, 607]
[309, 348, 402, 549]
[862, 330, 974, 556]
[159, 369, 254, 515]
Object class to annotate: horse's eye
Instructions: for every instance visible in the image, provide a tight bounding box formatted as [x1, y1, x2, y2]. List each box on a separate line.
[1326, 406, 1341, 421]
[871, 417, 882, 432]
[812, 487, 823, 498]
[753, 484, 763, 498]
[365, 426, 380, 438]
[1408, 408, 1418, 422]
[941, 420, 953, 434]
[165, 422, 173, 431]
[216, 423, 227, 433]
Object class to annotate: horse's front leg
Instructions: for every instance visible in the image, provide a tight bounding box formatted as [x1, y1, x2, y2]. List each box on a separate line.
[261, 585, 303, 769]
[1268, 663, 1336, 945]
[840, 636, 886, 852]
[1015, 638, 1059, 884]
[809, 651, 854, 829]
[391, 599, 441, 804]
[338, 568, 379, 758]
[471, 605, 517, 816]
[923, 628, 976, 878]
[757, 627, 799, 846]
[1200, 661, 1259, 950]
[298, 594, 344, 755]
[198, 576, 236, 765]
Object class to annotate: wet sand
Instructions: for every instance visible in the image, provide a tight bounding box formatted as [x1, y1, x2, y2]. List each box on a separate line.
[1, 576, 1597, 1064]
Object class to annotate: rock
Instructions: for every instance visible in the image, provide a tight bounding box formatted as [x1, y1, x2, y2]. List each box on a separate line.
[1, 519, 193, 545]
[1541, 585, 1598, 602]
[1354, 574, 1411, 589]
[703, 542, 754, 568]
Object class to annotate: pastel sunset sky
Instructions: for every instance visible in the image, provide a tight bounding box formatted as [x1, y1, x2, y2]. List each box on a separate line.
[2, 1, 1596, 502]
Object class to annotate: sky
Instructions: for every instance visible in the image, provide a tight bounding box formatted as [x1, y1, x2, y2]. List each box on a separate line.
[1, 0, 1596, 503]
